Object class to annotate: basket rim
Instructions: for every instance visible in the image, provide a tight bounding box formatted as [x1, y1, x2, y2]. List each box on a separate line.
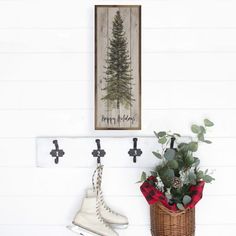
[152, 202, 194, 216]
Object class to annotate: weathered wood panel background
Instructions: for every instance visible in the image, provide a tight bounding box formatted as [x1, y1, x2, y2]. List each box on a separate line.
[95, 6, 141, 129]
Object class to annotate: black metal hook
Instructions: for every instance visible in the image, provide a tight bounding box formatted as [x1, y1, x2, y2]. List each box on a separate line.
[170, 137, 176, 149]
[128, 138, 142, 163]
[92, 139, 106, 164]
[50, 140, 65, 164]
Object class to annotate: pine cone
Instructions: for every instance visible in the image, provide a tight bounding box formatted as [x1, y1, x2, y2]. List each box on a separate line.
[172, 177, 182, 189]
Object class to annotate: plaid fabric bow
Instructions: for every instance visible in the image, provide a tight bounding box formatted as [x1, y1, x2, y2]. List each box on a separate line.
[140, 176, 205, 211]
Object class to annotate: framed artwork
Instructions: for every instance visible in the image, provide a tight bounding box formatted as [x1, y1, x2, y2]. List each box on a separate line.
[95, 5, 141, 130]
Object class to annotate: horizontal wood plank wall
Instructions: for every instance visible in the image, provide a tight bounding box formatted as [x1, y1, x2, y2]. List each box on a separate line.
[0, 0, 235, 235]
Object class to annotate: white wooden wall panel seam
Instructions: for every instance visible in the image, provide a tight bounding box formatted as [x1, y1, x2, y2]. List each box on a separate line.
[0, 195, 234, 225]
[0, 52, 236, 82]
[1, 0, 236, 28]
[0, 51, 235, 54]
[0, 225, 235, 236]
[1, 28, 236, 52]
[0, 110, 235, 137]
[0, 81, 234, 109]
[2, 27, 236, 30]
[0, 166, 230, 195]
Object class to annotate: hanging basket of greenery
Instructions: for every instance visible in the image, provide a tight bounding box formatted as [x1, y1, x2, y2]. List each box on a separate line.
[139, 119, 215, 236]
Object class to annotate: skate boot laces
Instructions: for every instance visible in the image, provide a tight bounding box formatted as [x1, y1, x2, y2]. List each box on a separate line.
[93, 165, 120, 216]
[96, 196, 113, 229]
[99, 191, 119, 216]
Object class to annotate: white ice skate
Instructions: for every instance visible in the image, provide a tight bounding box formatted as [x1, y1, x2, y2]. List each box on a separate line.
[67, 197, 118, 236]
[87, 188, 129, 229]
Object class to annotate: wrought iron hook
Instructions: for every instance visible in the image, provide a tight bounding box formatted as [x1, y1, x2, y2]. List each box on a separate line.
[128, 138, 142, 163]
[49, 140, 65, 164]
[92, 139, 106, 164]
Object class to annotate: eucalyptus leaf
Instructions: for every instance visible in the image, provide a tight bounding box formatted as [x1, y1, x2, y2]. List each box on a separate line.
[178, 143, 188, 150]
[154, 131, 159, 139]
[164, 149, 176, 160]
[177, 203, 185, 211]
[165, 169, 175, 178]
[188, 172, 197, 185]
[203, 175, 215, 183]
[157, 131, 167, 138]
[183, 195, 192, 205]
[141, 172, 147, 182]
[204, 140, 212, 144]
[167, 160, 179, 169]
[186, 154, 194, 166]
[198, 133, 205, 142]
[200, 126, 206, 134]
[204, 119, 214, 127]
[197, 170, 204, 180]
[188, 142, 198, 152]
[191, 124, 201, 134]
[159, 136, 167, 144]
[152, 151, 162, 159]
[158, 168, 175, 188]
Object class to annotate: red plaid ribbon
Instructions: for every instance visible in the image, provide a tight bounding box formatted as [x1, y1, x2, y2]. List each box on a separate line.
[140, 176, 205, 211]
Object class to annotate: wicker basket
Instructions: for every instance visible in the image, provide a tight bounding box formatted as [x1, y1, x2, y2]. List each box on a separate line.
[150, 202, 195, 236]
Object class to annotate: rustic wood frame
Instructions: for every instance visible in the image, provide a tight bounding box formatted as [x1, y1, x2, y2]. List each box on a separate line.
[95, 5, 141, 130]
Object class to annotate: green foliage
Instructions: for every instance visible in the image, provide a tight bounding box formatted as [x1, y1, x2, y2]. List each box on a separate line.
[164, 149, 176, 160]
[152, 151, 162, 159]
[177, 203, 185, 210]
[188, 172, 197, 185]
[141, 171, 147, 182]
[202, 175, 215, 183]
[157, 131, 167, 138]
[204, 119, 214, 127]
[140, 119, 215, 210]
[158, 167, 175, 188]
[168, 160, 179, 169]
[158, 136, 167, 144]
[188, 142, 198, 152]
[191, 124, 201, 134]
[183, 195, 192, 205]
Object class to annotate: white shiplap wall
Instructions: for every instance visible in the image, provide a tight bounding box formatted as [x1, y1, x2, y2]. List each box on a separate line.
[0, 0, 236, 235]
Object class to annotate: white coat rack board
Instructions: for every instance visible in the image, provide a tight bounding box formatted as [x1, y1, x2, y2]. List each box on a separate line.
[36, 136, 164, 168]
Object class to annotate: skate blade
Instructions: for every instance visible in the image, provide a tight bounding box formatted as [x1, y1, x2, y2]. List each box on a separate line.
[110, 223, 128, 229]
[67, 224, 102, 236]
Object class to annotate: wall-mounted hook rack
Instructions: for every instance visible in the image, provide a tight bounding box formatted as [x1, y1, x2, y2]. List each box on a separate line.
[49, 140, 65, 164]
[128, 138, 142, 163]
[91, 139, 106, 164]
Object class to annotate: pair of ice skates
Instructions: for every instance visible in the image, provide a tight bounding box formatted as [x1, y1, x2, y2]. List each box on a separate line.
[67, 165, 128, 236]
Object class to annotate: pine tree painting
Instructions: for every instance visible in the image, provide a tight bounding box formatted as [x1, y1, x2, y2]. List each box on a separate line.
[95, 6, 141, 130]
[102, 11, 134, 110]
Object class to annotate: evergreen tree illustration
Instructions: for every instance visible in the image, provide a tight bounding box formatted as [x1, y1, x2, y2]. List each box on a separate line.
[102, 10, 135, 110]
